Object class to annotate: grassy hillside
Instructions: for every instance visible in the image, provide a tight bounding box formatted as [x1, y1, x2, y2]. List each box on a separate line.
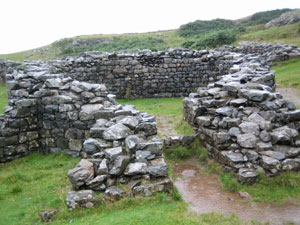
[237, 22, 300, 46]
[0, 30, 185, 62]
[0, 9, 299, 62]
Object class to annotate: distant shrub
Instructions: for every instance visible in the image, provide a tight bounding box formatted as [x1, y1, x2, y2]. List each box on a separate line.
[178, 19, 235, 37]
[57, 37, 167, 56]
[240, 8, 293, 26]
[183, 29, 237, 50]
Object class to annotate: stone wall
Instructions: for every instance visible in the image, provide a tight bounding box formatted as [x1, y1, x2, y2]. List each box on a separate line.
[217, 42, 300, 63]
[183, 48, 300, 183]
[1, 62, 173, 202]
[0, 60, 20, 83]
[49, 49, 233, 98]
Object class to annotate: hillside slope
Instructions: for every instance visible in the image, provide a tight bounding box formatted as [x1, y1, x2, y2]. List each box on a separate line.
[0, 9, 299, 62]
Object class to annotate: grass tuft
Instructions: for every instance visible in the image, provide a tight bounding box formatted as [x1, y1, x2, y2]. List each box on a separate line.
[11, 185, 23, 194]
[164, 138, 207, 161]
[220, 173, 242, 193]
[174, 118, 194, 136]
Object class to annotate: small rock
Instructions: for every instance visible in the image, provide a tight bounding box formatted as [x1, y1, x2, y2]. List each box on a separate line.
[102, 186, 126, 202]
[104, 147, 123, 161]
[238, 191, 252, 200]
[238, 168, 259, 185]
[103, 124, 131, 141]
[66, 190, 99, 210]
[125, 162, 147, 176]
[237, 134, 258, 148]
[110, 156, 130, 176]
[39, 210, 56, 222]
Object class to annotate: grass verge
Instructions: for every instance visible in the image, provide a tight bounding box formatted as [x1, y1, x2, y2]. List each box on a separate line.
[272, 58, 300, 90]
[117, 97, 183, 116]
[219, 171, 300, 204]
[0, 153, 255, 225]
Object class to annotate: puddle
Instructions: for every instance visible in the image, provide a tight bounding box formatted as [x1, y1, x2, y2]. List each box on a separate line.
[173, 159, 300, 225]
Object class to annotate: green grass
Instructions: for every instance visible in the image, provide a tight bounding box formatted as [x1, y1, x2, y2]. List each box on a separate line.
[117, 97, 183, 116]
[0, 84, 8, 114]
[272, 58, 300, 90]
[0, 153, 255, 225]
[174, 118, 195, 136]
[164, 138, 208, 162]
[218, 171, 300, 204]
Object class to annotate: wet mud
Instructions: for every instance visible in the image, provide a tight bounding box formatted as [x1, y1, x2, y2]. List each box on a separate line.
[173, 159, 300, 225]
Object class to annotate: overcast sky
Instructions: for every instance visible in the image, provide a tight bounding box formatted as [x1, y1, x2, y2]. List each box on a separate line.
[0, 0, 299, 54]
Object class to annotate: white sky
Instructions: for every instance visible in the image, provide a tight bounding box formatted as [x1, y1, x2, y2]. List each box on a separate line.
[0, 0, 299, 54]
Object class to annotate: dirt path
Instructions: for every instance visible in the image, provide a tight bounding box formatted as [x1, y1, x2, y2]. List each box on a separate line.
[277, 87, 300, 108]
[173, 159, 300, 225]
[156, 115, 179, 138]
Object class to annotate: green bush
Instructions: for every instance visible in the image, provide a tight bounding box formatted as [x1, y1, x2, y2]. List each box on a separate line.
[178, 18, 235, 37]
[183, 29, 237, 50]
[58, 37, 168, 56]
[240, 8, 293, 26]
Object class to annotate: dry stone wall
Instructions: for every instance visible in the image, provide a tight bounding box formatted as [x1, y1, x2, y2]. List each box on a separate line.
[49, 49, 233, 98]
[1, 42, 300, 185]
[1, 61, 173, 203]
[0, 60, 20, 82]
[183, 46, 300, 183]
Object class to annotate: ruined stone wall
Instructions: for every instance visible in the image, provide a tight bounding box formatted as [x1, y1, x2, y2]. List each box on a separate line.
[217, 42, 300, 63]
[183, 49, 300, 183]
[0, 60, 20, 83]
[1, 62, 173, 200]
[49, 49, 233, 98]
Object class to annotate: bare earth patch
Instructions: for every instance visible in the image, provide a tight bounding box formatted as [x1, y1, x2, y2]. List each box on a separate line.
[277, 87, 300, 108]
[156, 115, 179, 137]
